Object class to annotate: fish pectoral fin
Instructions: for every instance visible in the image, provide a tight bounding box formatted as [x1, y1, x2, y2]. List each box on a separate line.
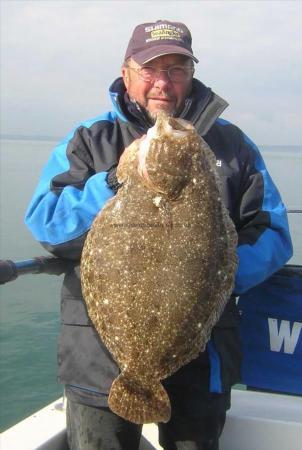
[108, 373, 171, 424]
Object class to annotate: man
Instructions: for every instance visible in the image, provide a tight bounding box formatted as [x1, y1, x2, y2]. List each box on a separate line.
[25, 20, 293, 450]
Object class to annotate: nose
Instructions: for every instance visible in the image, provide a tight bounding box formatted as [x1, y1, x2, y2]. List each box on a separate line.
[153, 70, 171, 89]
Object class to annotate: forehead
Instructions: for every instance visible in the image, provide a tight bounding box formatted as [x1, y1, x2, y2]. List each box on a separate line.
[136, 54, 192, 68]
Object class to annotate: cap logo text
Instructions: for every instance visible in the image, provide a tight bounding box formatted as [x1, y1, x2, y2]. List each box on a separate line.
[145, 24, 184, 33]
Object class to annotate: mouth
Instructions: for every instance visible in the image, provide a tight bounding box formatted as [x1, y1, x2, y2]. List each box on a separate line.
[148, 96, 174, 104]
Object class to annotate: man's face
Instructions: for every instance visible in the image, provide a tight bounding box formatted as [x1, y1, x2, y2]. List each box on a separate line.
[122, 54, 194, 121]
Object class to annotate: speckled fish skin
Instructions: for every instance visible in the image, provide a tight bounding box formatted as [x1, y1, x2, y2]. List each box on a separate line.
[80, 112, 238, 424]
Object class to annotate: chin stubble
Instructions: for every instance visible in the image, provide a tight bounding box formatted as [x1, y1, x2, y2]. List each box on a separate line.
[146, 107, 177, 122]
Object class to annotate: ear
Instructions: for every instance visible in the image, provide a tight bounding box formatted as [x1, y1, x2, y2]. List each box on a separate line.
[122, 66, 129, 90]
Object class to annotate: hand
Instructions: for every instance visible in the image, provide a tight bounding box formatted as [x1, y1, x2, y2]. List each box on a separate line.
[106, 165, 122, 194]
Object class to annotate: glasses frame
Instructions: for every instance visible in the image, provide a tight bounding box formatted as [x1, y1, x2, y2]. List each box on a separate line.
[126, 64, 195, 83]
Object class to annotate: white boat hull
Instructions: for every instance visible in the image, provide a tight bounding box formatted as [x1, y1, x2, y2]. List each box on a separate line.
[1, 389, 302, 450]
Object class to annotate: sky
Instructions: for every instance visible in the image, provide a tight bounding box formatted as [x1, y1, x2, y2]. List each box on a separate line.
[1, 0, 301, 145]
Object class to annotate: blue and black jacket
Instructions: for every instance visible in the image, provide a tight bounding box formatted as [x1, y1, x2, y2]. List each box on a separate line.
[25, 78, 293, 408]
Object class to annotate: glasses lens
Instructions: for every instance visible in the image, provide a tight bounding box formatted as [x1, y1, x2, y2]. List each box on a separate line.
[139, 67, 156, 82]
[168, 67, 190, 82]
[136, 66, 192, 82]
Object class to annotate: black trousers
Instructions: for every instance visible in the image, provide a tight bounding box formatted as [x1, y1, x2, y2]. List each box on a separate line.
[66, 387, 229, 450]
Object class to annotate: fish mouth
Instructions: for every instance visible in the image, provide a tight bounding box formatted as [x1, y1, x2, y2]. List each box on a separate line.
[137, 114, 192, 194]
[138, 134, 164, 194]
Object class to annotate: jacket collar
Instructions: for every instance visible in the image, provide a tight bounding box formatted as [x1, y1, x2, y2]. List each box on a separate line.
[109, 77, 228, 136]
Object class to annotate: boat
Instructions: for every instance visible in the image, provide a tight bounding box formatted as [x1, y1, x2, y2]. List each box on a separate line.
[0, 389, 301, 450]
[0, 257, 301, 450]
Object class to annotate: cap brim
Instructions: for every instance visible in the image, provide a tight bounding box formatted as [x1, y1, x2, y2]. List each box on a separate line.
[132, 45, 199, 65]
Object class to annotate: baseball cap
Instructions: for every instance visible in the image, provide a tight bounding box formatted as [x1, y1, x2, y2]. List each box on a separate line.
[124, 20, 199, 65]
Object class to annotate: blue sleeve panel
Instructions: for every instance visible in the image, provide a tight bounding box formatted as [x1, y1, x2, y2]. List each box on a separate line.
[207, 341, 223, 393]
[24, 113, 116, 246]
[234, 135, 293, 295]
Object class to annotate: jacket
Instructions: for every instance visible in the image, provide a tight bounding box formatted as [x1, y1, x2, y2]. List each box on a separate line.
[25, 78, 293, 407]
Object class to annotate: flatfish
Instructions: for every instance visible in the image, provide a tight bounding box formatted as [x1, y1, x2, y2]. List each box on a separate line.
[80, 112, 238, 424]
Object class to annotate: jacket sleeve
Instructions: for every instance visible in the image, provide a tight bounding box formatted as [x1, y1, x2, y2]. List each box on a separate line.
[233, 133, 293, 295]
[24, 122, 115, 261]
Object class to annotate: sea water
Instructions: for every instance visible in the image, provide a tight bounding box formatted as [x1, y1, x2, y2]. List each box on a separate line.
[0, 138, 301, 431]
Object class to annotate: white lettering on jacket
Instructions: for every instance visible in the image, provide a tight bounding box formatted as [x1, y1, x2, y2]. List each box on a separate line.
[268, 318, 302, 354]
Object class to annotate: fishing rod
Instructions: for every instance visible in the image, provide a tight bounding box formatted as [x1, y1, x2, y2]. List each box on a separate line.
[1, 209, 301, 285]
[1, 255, 301, 286]
[0, 256, 75, 285]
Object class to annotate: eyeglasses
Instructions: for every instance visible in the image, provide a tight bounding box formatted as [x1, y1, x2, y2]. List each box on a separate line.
[126, 65, 194, 83]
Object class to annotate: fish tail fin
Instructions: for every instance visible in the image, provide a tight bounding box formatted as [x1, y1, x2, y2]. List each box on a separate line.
[108, 373, 171, 424]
